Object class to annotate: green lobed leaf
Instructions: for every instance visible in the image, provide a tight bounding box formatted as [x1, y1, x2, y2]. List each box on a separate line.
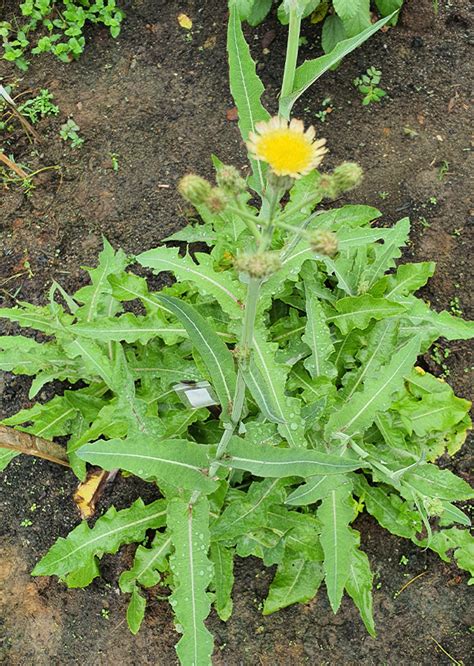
[210, 543, 234, 621]
[227, 5, 270, 194]
[70, 312, 182, 345]
[325, 336, 421, 437]
[224, 437, 364, 478]
[373, 261, 436, 298]
[212, 478, 287, 541]
[302, 271, 336, 379]
[263, 553, 324, 614]
[77, 436, 217, 494]
[318, 483, 358, 612]
[345, 548, 375, 636]
[252, 329, 306, 447]
[401, 465, 474, 502]
[340, 319, 399, 400]
[286, 474, 349, 506]
[152, 295, 237, 417]
[32, 499, 167, 586]
[328, 295, 407, 335]
[74, 239, 128, 322]
[280, 13, 395, 116]
[136, 246, 245, 319]
[126, 587, 146, 635]
[168, 496, 214, 666]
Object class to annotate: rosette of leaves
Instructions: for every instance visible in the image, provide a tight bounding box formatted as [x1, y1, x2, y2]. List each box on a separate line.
[0, 5, 473, 666]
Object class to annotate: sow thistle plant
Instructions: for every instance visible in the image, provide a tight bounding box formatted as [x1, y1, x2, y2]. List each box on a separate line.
[0, 3, 473, 665]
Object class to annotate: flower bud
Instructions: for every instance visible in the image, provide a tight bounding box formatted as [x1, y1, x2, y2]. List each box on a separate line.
[234, 251, 282, 278]
[216, 164, 246, 196]
[318, 173, 337, 199]
[332, 162, 363, 194]
[178, 174, 212, 205]
[204, 187, 228, 213]
[308, 230, 338, 257]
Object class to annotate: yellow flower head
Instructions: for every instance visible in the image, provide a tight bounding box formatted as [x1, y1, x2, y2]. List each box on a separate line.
[247, 116, 327, 179]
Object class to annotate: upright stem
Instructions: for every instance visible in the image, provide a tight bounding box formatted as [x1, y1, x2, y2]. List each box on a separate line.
[279, 8, 301, 119]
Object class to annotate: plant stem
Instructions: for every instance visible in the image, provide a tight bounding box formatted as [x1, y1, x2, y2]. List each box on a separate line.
[279, 8, 302, 119]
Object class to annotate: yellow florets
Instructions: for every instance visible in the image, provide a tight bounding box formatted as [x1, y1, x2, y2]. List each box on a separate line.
[247, 116, 327, 179]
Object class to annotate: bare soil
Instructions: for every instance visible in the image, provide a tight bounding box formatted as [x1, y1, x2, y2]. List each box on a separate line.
[0, 0, 473, 664]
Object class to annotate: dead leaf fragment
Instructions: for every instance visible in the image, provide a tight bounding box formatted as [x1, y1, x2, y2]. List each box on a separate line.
[203, 35, 216, 49]
[226, 107, 238, 122]
[74, 468, 113, 519]
[178, 13, 192, 30]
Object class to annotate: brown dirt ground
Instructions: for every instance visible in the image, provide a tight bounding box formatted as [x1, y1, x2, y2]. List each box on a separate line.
[0, 0, 473, 664]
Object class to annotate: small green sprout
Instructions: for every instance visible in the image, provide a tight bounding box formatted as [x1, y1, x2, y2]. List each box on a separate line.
[353, 67, 386, 106]
[18, 88, 59, 124]
[60, 118, 84, 148]
[437, 160, 450, 181]
[20, 518, 33, 527]
[378, 191, 389, 200]
[101, 608, 110, 620]
[314, 97, 333, 122]
[110, 152, 120, 172]
[399, 555, 409, 566]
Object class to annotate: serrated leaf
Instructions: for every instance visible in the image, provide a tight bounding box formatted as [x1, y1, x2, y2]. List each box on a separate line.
[119, 533, 172, 593]
[340, 319, 399, 400]
[286, 474, 349, 506]
[210, 543, 234, 621]
[280, 13, 394, 116]
[74, 239, 128, 322]
[252, 330, 306, 447]
[325, 336, 421, 437]
[0, 302, 72, 335]
[374, 262, 436, 298]
[168, 496, 214, 666]
[77, 436, 217, 494]
[328, 295, 407, 335]
[136, 247, 244, 319]
[263, 554, 324, 614]
[345, 548, 375, 636]
[318, 484, 358, 612]
[126, 587, 146, 635]
[395, 391, 470, 438]
[402, 465, 474, 502]
[225, 437, 363, 478]
[228, 5, 270, 194]
[70, 312, 182, 345]
[354, 475, 422, 539]
[303, 274, 335, 379]
[360, 217, 410, 290]
[32, 499, 167, 586]
[63, 338, 115, 388]
[400, 297, 474, 341]
[212, 478, 286, 541]
[152, 295, 236, 417]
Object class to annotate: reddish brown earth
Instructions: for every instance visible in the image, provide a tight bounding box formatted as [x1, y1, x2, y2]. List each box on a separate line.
[0, 0, 473, 663]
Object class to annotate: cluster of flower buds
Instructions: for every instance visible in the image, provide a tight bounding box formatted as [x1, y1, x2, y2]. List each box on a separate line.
[233, 251, 282, 278]
[308, 230, 339, 257]
[318, 162, 363, 199]
[178, 164, 247, 214]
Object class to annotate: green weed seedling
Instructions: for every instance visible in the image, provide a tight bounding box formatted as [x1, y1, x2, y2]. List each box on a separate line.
[60, 118, 84, 148]
[1, 0, 124, 70]
[353, 66, 387, 105]
[0, 4, 472, 666]
[17, 88, 59, 123]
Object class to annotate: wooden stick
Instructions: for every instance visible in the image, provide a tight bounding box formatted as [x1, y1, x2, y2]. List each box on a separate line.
[0, 424, 71, 467]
